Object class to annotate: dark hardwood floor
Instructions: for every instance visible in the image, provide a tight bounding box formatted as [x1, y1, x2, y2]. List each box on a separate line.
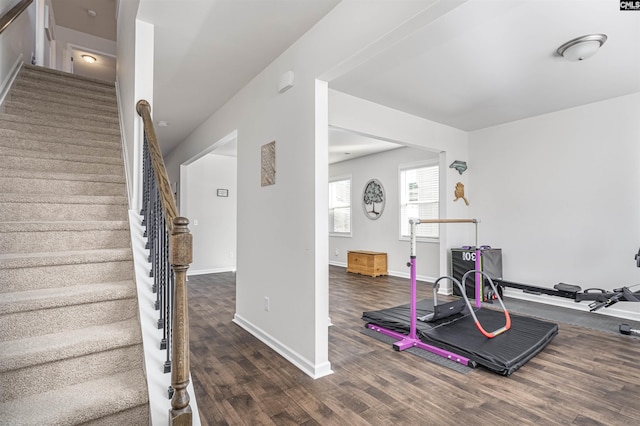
[188, 266, 640, 425]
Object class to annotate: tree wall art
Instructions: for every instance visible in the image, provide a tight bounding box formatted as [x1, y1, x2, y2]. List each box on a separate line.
[362, 178, 385, 220]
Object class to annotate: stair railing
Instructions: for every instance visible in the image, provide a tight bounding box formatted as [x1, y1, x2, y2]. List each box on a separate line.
[137, 100, 193, 425]
[0, 0, 33, 34]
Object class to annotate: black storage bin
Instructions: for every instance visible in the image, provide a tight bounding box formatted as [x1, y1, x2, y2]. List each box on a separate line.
[451, 247, 502, 301]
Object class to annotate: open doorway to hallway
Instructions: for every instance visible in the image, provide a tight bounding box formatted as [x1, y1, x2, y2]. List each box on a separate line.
[180, 131, 238, 275]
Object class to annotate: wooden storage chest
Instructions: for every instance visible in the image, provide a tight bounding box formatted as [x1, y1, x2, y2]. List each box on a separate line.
[347, 251, 388, 277]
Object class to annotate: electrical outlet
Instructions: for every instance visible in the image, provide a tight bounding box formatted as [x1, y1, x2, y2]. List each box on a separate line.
[335, 249, 339, 256]
[193, 219, 198, 226]
[264, 297, 270, 312]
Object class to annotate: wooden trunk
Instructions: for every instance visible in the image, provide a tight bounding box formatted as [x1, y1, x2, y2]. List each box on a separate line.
[347, 251, 387, 277]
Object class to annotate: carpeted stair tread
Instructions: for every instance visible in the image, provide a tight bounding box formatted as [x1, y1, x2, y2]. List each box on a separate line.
[0, 149, 124, 176]
[0, 145, 123, 166]
[0, 369, 149, 425]
[7, 87, 118, 115]
[0, 202, 128, 222]
[0, 193, 127, 205]
[83, 404, 150, 426]
[0, 155, 122, 176]
[0, 248, 133, 270]
[13, 78, 116, 105]
[0, 173, 126, 197]
[0, 113, 121, 138]
[2, 101, 120, 129]
[0, 318, 141, 373]
[0, 280, 136, 316]
[0, 193, 129, 221]
[0, 119, 120, 144]
[0, 260, 134, 293]
[0, 344, 144, 404]
[0, 220, 129, 233]
[2, 98, 119, 123]
[0, 297, 138, 342]
[0, 221, 131, 254]
[0, 127, 121, 153]
[21, 64, 117, 91]
[0, 168, 125, 184]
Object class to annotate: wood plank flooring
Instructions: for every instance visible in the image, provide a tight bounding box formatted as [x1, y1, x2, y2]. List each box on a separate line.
[188, 266, 640, 425]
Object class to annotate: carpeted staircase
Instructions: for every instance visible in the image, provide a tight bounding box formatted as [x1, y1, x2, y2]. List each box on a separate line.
[0, 65, 150, 424]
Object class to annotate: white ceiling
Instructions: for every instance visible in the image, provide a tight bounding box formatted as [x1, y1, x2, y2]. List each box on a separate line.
[50, 0, 117, 83]
[331, 0, 640, 132]
[53, 0, 640, 161]
[51, 0, 117, 41]
[137, 0, 342, 154]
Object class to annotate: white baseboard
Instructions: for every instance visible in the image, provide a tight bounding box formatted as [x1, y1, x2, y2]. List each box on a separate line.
[232, 314, 333, 379]
[188, 267, 236, 276]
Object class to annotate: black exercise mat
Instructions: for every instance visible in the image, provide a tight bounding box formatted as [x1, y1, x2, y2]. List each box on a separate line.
[363, 299, 558, 376]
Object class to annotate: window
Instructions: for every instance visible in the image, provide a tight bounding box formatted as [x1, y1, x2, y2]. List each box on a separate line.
[329, 177, 351, 235]
[400, 164, 439, 239]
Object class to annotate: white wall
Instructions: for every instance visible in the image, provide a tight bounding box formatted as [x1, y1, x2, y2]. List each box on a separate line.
[54, 25, 116, 67]
[163, 1, 454, 378]
[54, 26, 116, 81]
[469, 93, 640, 315]
[329, 146, 442, 281]
[0, 0, 36, 100]
[184, 154, 237, 274]
[115, 0, 138, 206]
[116, 0, 154, 211]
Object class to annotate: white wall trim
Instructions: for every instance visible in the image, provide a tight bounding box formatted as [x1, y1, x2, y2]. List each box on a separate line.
[0, 54, 23, 106]
[188, 267, 236, 276]
[232, 314, 333, 379]
[116, 79, 132, 208]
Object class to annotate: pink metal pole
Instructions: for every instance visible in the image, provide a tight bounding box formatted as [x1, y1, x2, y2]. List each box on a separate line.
[475, 247, 482, 308]
[409, 255, 417, 340]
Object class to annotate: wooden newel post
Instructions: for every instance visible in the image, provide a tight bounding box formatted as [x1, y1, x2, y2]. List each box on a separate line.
[170, 217, 193, 425]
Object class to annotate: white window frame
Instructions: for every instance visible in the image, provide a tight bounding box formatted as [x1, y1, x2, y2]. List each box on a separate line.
[399, 161, 440, 241]
[329, 175, 352, 237]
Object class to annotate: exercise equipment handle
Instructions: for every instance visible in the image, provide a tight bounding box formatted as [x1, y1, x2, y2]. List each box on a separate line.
[459, 270, 511, 338]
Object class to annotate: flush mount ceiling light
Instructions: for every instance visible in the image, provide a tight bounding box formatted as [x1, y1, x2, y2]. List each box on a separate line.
[556, 34, 607, 61]
[81, 54, 96, 64]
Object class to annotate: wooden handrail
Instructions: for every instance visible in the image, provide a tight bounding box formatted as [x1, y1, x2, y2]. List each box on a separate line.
[136, 100, 178, 231]
[0, 0, 33, 35]
[136, 99, 192, 425]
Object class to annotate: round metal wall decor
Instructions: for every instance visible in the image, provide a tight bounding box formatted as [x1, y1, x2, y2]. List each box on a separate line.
[362, 178, 385, 220]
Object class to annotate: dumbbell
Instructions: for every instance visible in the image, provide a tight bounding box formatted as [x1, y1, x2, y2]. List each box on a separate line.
[619, 324, 640, 336]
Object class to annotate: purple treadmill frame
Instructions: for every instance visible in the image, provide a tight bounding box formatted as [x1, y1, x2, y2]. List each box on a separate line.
[365, 218, 480, 367]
